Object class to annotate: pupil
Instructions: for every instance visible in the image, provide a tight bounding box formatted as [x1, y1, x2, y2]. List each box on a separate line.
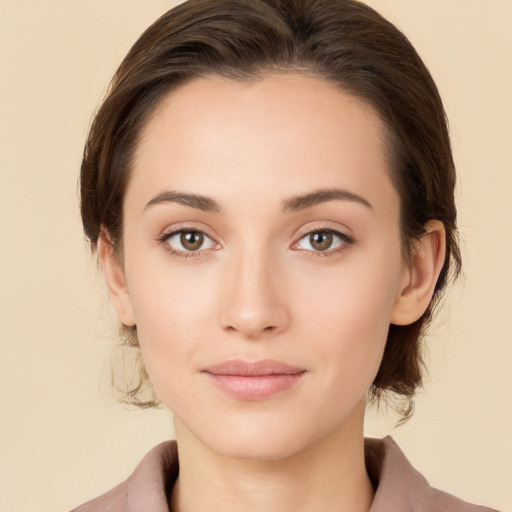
[310, 232, 332, 251]
[181, 231, 203, 250]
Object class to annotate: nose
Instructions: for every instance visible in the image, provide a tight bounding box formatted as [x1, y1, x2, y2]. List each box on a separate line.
[219, 247, 290, 340]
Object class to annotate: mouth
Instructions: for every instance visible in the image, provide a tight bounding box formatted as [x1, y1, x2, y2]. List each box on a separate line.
[202, 359, 307, 401]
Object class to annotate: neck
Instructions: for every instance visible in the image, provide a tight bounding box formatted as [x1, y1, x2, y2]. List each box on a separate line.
[170, 402, 374, 512]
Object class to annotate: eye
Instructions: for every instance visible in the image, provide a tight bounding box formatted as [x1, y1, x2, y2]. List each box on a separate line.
[293, 229, 353, 254]
[164, 229, 217, 253]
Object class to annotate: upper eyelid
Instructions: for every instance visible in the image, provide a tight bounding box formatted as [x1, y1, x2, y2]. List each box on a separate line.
[294, 228, 353, 246]
[159, 223, 217, 240]
[294, 223, 353, 241]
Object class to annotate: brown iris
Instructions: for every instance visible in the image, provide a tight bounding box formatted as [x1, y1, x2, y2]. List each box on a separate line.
[180, 231, 204, 251]
[310, 231, 333, 251]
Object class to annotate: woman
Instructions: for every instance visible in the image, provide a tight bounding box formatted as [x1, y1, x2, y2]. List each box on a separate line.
[73, 0, 499, 510]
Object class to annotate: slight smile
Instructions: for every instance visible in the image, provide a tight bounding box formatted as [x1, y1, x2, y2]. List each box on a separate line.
[203, 359, 308, 400]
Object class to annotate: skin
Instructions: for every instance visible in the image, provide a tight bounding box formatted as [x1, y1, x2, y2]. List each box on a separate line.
[99, 74, 446, 512]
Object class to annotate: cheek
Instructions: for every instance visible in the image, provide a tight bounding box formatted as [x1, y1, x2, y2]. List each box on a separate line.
[294, 249, 403, 387]
[125, 256, 217, 393]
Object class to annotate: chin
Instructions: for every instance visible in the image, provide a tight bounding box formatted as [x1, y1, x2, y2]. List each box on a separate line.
[189, 411, 337, 462]
[172, 385, 368, 463]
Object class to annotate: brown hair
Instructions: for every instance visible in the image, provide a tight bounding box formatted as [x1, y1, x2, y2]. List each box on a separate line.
[81, 0, 461, 419]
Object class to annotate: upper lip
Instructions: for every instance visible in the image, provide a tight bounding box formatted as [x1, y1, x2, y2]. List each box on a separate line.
[203, 359, 306, 376]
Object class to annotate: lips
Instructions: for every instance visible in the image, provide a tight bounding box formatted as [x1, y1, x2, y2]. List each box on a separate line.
[203, 359, 307, 400]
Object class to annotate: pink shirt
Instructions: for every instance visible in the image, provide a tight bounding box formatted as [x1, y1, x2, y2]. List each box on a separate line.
[71, 436, 499, 511]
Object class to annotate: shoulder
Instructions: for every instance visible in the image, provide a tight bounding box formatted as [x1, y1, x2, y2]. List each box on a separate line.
[70, 481, 127, 512]
[366, 436, 500, 512]
[69, 441, 178, 512]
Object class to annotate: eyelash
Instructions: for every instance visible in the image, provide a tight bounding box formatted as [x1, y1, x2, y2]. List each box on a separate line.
[157, 225, 217, 259]
[157, 225, 355, 259]
[292, 227, 355, 257]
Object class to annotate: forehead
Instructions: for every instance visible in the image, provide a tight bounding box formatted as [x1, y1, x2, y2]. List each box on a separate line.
[129, 73, 398, 217]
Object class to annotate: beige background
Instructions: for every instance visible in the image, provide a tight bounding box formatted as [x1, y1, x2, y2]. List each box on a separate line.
[1, 0, 511, 510]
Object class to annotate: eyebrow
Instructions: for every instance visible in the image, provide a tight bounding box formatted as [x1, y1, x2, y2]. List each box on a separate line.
[282, 188, 373, 212]
[144, 187, 372, 214]
[144, 191, 222, 213]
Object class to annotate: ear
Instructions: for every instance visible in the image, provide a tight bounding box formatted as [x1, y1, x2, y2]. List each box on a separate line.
[97, 231, 136, 327]
[391, 220, 446, 326]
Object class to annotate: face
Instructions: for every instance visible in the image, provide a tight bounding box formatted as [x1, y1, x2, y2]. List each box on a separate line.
[114, 74, 412, 460]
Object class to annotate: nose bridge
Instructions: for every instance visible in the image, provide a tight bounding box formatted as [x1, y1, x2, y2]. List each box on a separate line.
[219, 239, 289, 339]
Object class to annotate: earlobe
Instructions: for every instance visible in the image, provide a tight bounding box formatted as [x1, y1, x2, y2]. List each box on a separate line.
[97, 231, 136, 327]
[391, 220, 446, 326]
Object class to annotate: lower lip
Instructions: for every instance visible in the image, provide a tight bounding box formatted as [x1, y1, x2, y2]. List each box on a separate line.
[205, 373, 306, 400]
